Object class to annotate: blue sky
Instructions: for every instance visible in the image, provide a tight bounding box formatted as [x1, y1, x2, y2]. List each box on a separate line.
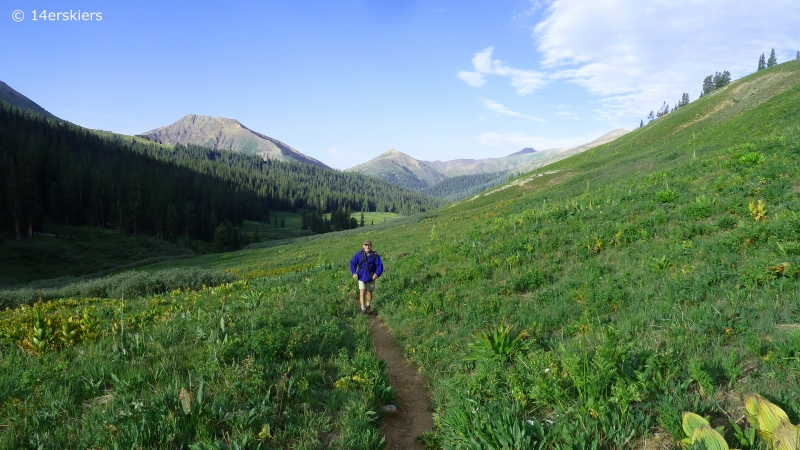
[4, 1, 800, 169]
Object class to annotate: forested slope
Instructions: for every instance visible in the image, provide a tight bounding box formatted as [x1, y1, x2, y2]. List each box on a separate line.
[0, 103, 444, 244]
[420, 171, 509, 201]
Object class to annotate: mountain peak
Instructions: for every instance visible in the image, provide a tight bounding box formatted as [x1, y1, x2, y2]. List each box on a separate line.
[180, 114, 243, 128]
[378, 149, 409, 158]
[347, 149, 447, 189]
[141, 115, 329, 168]
[509, 147, 536, 157]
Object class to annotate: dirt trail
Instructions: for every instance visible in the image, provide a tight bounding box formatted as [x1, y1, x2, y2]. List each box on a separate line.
[368, 314, 434, 449]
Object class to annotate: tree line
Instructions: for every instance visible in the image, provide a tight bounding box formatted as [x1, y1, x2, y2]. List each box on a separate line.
[300, 207, 361, 234]
[641, 48, 800, 127]
[0, 103, 444, 246]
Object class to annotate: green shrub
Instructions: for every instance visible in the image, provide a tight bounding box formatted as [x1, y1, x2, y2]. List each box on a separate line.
[438, 403, 547, 450]
[657, 189, 679, 203]
[0, 268, 236, 308]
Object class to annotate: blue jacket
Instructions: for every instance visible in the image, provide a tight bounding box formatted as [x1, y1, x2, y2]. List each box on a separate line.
[350, 250, 383, 282]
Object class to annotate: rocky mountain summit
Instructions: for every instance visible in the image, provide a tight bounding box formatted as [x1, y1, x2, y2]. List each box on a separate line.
[345, 149, 448, 189]
[508, 147, 536, 156]
[141, 114, 329, 168]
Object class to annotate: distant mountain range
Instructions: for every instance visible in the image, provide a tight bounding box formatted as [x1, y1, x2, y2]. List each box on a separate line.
[512, 129, 631, 174]
[346, 129, 630, 190]
[421, 150, 548, 177]
[345, 149, 448, 189]
[0, 81, 61, 121]
[0, 79, 629, 195]
[140, 114, 330, 168]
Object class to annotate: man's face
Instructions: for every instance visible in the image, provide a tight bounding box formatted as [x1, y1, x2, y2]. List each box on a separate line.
[363, 244, 371, 251]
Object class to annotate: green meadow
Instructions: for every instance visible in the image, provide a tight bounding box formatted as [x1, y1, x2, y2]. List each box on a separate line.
[4, 60, 800, 448]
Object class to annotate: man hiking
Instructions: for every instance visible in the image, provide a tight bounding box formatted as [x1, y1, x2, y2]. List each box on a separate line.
[350, 239, 384, 315]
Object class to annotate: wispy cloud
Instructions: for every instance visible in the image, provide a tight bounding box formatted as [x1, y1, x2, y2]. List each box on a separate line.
[482, 98, 545, 121]
[552, 104, 576, 118]
[532, 0, 800, 122]
[457, 70, 486, 87]
[458, 47, 547, 95]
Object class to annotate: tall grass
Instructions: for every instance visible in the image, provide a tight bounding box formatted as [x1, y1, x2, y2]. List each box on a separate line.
[4, 60, 800, 448]
[0, 268, 235, 309]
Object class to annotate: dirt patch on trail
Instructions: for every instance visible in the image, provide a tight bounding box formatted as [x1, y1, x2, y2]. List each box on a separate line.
[368, 315, 434, 449]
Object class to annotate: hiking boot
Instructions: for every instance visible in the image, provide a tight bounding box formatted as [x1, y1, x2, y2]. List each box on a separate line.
[361, 309, 369, 315]
[366, 306, 373, 315]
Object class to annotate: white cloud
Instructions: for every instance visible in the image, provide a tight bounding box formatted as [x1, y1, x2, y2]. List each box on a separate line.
[482, 97, 545, 121]
[532, 0, 800, 121]
[457, 70, 486, 87]
[458, 47, 548, 95]
[476, 131, 593, 152]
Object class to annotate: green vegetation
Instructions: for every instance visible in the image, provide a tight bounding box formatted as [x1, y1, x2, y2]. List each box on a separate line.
[359, 212, 400, 226]
[0, 225, 196, 286]
[0, 269, 392, 448]
[0, 102, 443, 246]
[0, 267, 235, 310]
[378, 170, 430, 190]
[421, 172, 510, 202]
[4, 60, 800, 448]
[702, 71, 732, 97]
[682, 394, 800, 449]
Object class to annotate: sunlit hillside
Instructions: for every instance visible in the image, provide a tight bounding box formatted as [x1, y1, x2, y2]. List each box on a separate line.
[3, 59, 800, 448]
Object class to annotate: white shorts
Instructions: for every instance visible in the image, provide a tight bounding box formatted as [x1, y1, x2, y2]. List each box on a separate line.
[358, 280, 376, 292]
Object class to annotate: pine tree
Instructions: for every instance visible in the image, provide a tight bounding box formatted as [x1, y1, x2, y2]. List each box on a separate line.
[796, 50, 800, 60]
[767, 49, 777, 67]
[360, 211, 365, 227]
[758, 53, 766, 71]
[166, 203, 178, 243]
[656, 102, 669, 118]
[702, 75, 715, 95]
[212, 223, 228, 251]
[280, 218, 285, 228]
[639, 120, 644, 128]
[713, 71, 731, 90]
[677, 93, 690, 108]
[184, 202, 196, 242]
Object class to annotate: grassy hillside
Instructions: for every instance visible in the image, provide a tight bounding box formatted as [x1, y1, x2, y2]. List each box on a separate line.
[0, 226, 196, 287]
[3, 60, 800, 448]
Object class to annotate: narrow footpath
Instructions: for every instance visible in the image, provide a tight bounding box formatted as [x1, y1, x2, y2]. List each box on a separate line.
[368, 315, 434, 450]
